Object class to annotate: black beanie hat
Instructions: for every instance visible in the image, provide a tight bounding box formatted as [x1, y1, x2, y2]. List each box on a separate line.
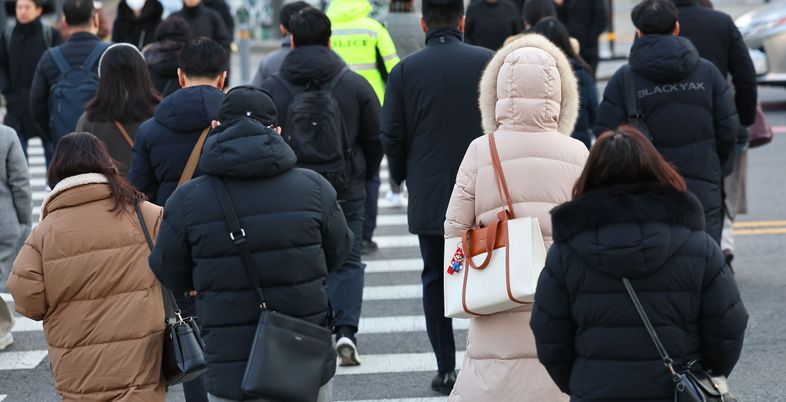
[219, 86, 278, 126]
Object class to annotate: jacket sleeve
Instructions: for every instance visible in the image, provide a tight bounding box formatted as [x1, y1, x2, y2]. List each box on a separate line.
[726, 16, 757, 127]
[7, 231, 47, 320]
[590, 0, 608, 37]
[594, 72, 626, 135]
[5, 129, 32, 225]
[29, 51, 52, 138]
[380, 65, 407, 185]
[444, 140, 478, 239]
[699, 236, 748, 377]
[710, 64, 739, 168]
[318, 175, 353, 272]
[376, 24, 400, 74]
[530, 244, 575, 394]
[586, 74, 599, 128]
[149, 190, 194, 294]
[128, 125, 159, 203]
[356, 75, 384, 181]
[251, 62, 266, 87]
[0, 31, 9, 93]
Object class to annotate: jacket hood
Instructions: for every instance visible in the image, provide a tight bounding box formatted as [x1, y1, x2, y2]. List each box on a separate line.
[551, 183, 706, 278]
[41, 173, 111, 221]
[143, 40, 182, 71]
[279, 46, 346, 86]
[199, 118, 297, 179]
[479, 33, 579, 135]
[154, 85, 224, 132]
[629, 35, 700, 84]
[326, 0, 372, 22]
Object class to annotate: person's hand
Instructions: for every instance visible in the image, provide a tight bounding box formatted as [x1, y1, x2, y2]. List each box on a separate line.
[211, 120, 221, 129]
[553, 0, 563, 6]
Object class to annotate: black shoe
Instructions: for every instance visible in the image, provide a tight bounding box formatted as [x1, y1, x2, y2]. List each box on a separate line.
[723, 249, 735, 274]
[430, 371, 457, 396]
[362, 240, 378, 255]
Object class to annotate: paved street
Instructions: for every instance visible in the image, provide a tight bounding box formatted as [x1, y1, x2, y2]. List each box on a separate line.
[2, 0, 786, 400]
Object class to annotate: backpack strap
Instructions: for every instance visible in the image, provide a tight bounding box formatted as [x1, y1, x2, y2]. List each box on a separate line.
[114, 121, 134, 147]
[83, 42, 110, 71]
[49, 47, 71, 76]
[272, 72, 305, 98]
[325, 67, 350, 93]
[621, 64, 641, 123]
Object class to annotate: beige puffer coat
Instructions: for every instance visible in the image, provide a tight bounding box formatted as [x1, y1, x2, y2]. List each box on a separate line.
[445, 34, 589, 401]
[8, 173, 165, 402]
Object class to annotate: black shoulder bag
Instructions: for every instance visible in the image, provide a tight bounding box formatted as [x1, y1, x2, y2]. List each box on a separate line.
[622, 278, 737, 402]
[211, 178, 333, 402]
[621, 65, 653, 141]
[135, 203, 207, 386]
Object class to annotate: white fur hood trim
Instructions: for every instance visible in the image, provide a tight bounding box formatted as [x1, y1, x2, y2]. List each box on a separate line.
[40, 173, 110, 221]
[478, 33, 580, 135]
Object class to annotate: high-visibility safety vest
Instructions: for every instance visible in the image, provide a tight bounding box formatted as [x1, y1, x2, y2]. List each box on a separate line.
[327, 0, 400, 104]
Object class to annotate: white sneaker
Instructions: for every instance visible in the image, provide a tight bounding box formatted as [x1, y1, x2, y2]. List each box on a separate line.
[0, 332, 13, 351]
[385, 191, 404, 207]
[336, 336, 361, 366]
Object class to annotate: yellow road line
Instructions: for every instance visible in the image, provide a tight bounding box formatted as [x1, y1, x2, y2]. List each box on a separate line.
[735, 227, 786, 236]
[734, 220, 786, 228]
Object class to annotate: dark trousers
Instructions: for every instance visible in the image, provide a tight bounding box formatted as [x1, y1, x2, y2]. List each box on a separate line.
[18, 134, 54, 168]
[418, 235, 456, 373]
[363, 173, 380, 241]
[328, 198, 366, 330]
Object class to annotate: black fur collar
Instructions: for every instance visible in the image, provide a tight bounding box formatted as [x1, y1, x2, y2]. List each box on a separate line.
[551, 183, 706, 243]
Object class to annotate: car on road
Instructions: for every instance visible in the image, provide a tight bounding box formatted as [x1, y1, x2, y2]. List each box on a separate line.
[737, 2, 786, 86]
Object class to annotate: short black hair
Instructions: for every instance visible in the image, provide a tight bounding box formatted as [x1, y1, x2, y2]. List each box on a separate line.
[62, 0, 95, 26]
[422, 0, 464, 29]
[631, 0, 678, 35]
[155, 16, 193, 43]
[179, 37, 228, 78]
[20, 0, 46, 9]
[280, 1, 312, 32]
[289, 8, 331, 47]
[523, 0, 556, 27]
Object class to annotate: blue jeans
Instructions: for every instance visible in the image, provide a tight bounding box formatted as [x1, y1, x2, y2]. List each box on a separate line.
[327, 198, 365, 331]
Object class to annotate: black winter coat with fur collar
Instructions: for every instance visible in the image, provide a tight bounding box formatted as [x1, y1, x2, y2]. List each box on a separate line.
[530, 183, 748, 402]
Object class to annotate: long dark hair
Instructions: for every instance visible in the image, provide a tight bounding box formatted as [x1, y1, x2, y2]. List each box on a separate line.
[48, 132, 145, 213]
[531, 17, 592, 74]
[523, 0, 556, 28]
[572, 125, 687, 198]
[85, 44, 160, 124]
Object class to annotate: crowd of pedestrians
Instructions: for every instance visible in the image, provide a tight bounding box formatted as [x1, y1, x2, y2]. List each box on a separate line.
[0, 0, 760, 400]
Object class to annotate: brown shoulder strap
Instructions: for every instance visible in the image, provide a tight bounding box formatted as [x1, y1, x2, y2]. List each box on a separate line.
[178, 127, 211, 188]
[114, 121, 134, 147]
[488, 132, 515, 219]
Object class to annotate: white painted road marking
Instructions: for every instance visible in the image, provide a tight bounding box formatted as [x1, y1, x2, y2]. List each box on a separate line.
[365, 258, 421, 273]
[360, 315, 468, 334]
[363, 285, 421, 301]
[0, 351, 48, 371]
[336, 352, 465, 375]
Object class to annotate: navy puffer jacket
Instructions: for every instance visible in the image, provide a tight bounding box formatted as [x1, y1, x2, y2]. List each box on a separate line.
[530, 183, 748, 402]
[149, 118, 353, 399]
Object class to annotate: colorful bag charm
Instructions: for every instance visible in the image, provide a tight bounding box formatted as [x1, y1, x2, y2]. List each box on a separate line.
[447, 243, 465, 275]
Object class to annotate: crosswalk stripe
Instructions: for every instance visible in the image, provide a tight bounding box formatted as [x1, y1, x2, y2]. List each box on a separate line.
[12, 317, 43, 333]
[360, 315, 468, 334]
[363, 285, 421, 300]
[0, 351, 48, 370]
[336, 352, 464, 375]
[0, 394, 6, 401]
[376, 214, 408, 226]
[337, 398, 446, 402]
[365, 259, 420, 273]
[373, 235, 420, 248]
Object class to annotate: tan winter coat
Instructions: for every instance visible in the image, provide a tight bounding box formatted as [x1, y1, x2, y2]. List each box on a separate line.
[444, 34, 588, 401]
[8, 173, 165, 402]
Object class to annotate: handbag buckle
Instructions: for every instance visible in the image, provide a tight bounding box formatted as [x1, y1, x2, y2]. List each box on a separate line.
[230, 229, 247, 244]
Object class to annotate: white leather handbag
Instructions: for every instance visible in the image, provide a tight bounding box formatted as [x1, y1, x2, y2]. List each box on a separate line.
[443, 132, 547, 319]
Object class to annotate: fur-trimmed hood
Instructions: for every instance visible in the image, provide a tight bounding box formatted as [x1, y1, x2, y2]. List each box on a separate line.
[478, 33, 579, 135]
[551, 183, 706, 278]
[40, 173, 110, 221]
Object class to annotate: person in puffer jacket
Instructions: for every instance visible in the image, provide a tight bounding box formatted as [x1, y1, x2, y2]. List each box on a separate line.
[9, 132, 165, 402]
[530, 126, 748, 402]
[149, 86, 353, 402]
[443, 33, 588, 401]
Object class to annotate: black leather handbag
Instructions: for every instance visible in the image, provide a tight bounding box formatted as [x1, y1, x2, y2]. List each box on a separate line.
[622, 278, 737, 402]
[135, 204, 207, 386]
[212, 178, 333, 402]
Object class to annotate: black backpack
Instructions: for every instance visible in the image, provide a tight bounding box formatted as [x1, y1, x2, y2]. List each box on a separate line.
[274, 68, 352, 192]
